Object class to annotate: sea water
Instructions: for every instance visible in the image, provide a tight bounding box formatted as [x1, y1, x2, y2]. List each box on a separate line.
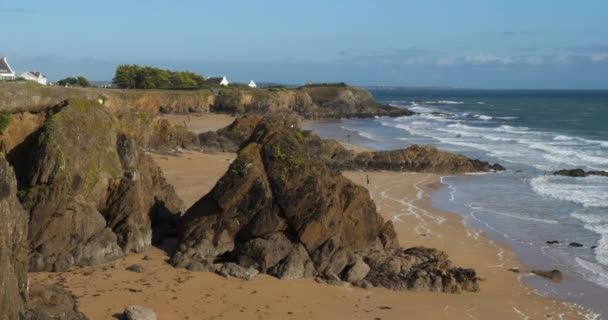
[306, 89, 608, 316]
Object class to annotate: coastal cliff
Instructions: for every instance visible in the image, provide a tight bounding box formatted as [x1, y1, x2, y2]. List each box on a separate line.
[0, 82, 412, 119]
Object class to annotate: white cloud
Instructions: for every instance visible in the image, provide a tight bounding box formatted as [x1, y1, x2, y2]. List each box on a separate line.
[524, 56, 544, 65]
[591, 53, 608, 62]
[464, 54, 513, 64]
[435, 57, 458, 66]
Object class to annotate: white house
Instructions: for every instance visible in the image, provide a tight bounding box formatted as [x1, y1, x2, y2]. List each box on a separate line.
[207, 76, 229, 86]
[20, 71, 48, 85]
[248, 80, 257, 88]
[0, 57, 15, 80]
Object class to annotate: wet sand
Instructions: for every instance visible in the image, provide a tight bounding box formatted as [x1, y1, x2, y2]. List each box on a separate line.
[29, 114, 589, 319]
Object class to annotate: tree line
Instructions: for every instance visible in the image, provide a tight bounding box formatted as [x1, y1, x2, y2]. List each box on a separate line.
[112, 65, 206, 89]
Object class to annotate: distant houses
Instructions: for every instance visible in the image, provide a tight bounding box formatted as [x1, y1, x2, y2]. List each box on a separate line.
[207, 76, 229, 86]
[20, 71, 48, 85]
[0, 57, 15, 80]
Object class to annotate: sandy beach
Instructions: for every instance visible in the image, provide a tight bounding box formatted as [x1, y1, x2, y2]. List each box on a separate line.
[29, 114, 588, 319]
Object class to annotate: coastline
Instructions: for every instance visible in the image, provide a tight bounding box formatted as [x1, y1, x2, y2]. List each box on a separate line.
[29, 114, 589, 319]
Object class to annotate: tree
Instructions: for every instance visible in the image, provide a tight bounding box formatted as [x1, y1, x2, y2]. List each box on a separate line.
[77, 76, 92, 87]
[57, 76, 93, 87]
[112, 64, 206, 89]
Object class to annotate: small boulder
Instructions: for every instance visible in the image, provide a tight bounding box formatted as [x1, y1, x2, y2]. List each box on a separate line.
[569, 242, 584, 248]
[545, 240, 560, 245]
[124, 306, 157, 320]
[126, 264, 144, 273]
[219, 262, 259, 281]
[344, 257, 371, 282]
[532, 269, 563, 282]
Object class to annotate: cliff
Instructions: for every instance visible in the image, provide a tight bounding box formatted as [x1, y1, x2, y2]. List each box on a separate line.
[0, 82, 412, 119]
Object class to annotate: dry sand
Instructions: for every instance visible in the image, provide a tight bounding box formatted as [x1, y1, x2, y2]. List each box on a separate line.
[29, 114, 589, 319]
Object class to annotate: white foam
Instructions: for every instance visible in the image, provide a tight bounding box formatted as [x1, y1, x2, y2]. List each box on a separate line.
[475, 114, 493, 121]
[530, 176, 608, 208]
[424, 100, 465, 105]
[575, 257, 608, 289]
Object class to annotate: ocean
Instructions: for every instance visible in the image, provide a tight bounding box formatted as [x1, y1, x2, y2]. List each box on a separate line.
[306, 88, 608, 317]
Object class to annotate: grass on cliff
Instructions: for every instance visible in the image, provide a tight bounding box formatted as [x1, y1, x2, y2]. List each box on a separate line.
[0, 112, 11, 134]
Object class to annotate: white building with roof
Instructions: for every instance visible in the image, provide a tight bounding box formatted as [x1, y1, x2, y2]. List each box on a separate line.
[0, 57, 15, 80]
[20, 71, 48, 85]
[248, 80, 257, 88]
[207, 76, 229, 86]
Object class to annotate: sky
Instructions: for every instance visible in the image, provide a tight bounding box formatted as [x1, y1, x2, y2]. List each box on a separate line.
[2, 0, 608, 88]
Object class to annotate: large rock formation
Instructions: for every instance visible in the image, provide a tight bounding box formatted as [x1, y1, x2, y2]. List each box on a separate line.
[172, 120, 479, 293]
[10, 99, 184, 271]
[201, 116, 504, 174]
[0, 155, 29, 320]
[24, 285, 88, 320]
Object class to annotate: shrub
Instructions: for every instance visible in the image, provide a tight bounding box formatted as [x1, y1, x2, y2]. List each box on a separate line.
[0, 112, 11, 134]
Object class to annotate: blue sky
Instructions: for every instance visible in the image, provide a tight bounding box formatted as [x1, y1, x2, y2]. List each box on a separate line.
[2, 0, 608, 88]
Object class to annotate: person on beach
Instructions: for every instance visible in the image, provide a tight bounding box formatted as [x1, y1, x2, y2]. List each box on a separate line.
[366, 174, 370, 185]
[347, 133, 351, 143]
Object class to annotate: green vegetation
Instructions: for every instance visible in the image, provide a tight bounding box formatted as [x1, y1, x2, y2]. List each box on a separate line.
[112, 64, 206, 89]
[0, 112, 11, 134]
[57, 76, 93, 87]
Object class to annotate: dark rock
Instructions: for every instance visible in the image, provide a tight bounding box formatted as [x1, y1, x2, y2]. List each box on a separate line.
[123, 306, 157, 320]
[218, 262, 259, 281]
[206, 116, 504, 175]
[0, 155, 29, 320]
[508, 268, 520, 273]
[531, 269, 563, 282]
[554, 169, 588, 177]
[546, 240, 560, 245]
[171, 118, 480, 294]
[554, 169, 608, 178]
[11, 99, 184, 272]
[25, 285, 88, 320]
[591, 246, 598, 249]
[126, 264, 145, 273]
[569, 242, 584, 248]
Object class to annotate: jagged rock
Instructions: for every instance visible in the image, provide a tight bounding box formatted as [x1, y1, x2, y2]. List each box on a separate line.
[123, 306, 157, 320]
[25, 285, 88, 320]
[200, 115, 301, 153]
[0, 155, 29, 320]
[554, 169, 608, 177]
[172, 118, 480, 293]
[219, 262, 259, 281]
[10, 99, 184, 271]
[532, 269, 563, 282]
[147, 118, 199, 153]
[206, 116, 504, 174]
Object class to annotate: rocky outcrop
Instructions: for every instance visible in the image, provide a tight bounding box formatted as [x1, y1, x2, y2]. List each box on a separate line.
[11, 99, 184, 271]
[554, 169, 608, 177]
[24, 285, 88, 320]
[0, 155, 29, 320]
[172, 120, 479, 293]
[199, 115, 300, 152]
[204, 116, 504, 174]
